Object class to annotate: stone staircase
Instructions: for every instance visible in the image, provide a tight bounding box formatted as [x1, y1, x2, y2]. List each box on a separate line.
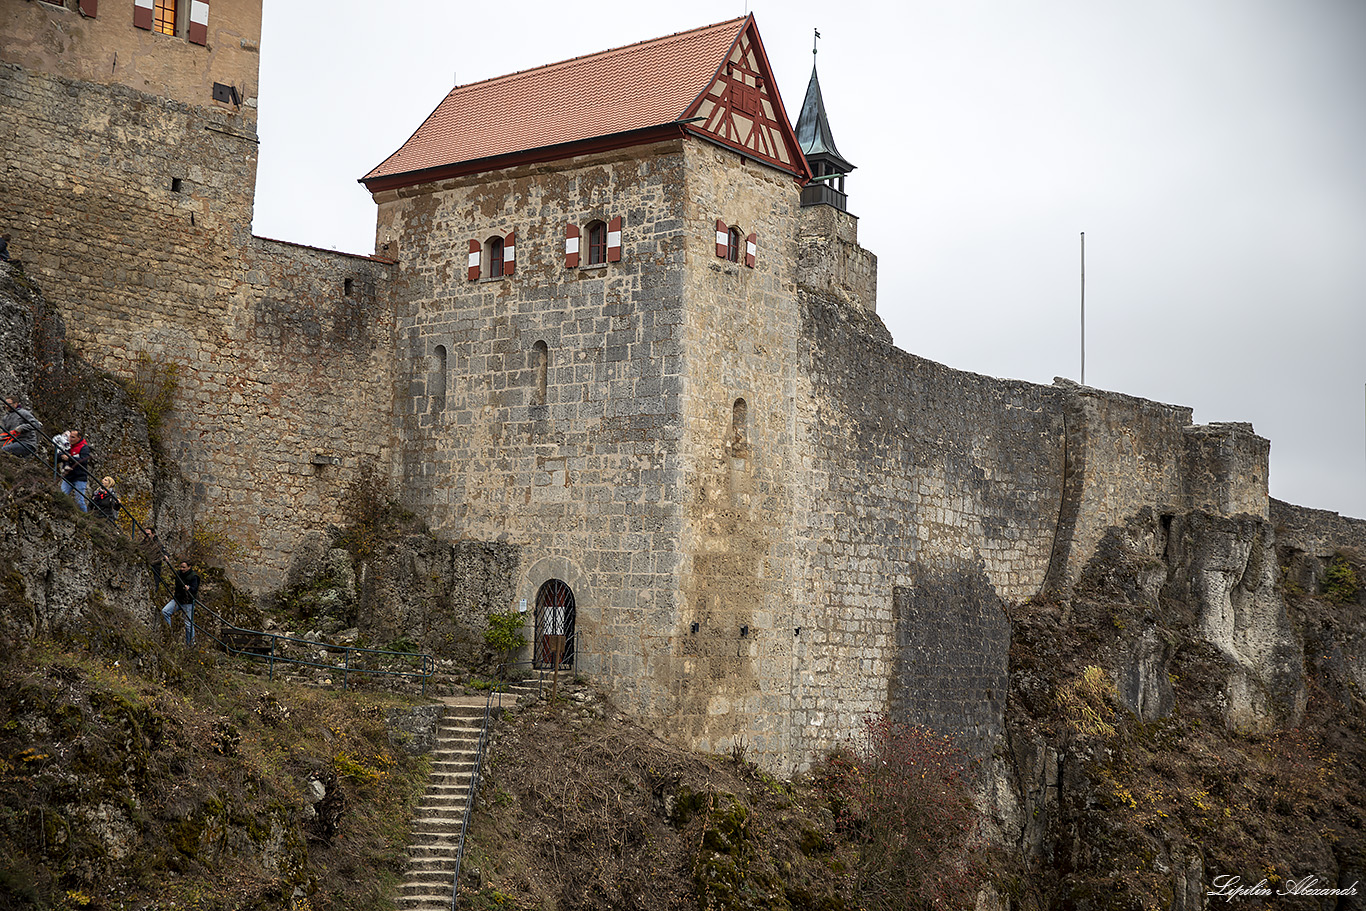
[396, 683, 541, 910]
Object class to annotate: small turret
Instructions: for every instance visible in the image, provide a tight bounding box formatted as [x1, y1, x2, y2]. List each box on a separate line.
[795, 34, 855, 212]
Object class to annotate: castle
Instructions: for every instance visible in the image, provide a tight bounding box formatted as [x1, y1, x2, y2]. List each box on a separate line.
[1, 1, 1279, 770]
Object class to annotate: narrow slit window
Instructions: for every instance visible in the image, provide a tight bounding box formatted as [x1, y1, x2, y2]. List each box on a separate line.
[430, 345, 447, 413]
[730, 397, 749, 455]
[533, 341, 548, 406]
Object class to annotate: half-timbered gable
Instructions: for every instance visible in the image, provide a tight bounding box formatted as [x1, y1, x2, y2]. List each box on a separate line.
[681, 19, 807, 178]
[362, 15, 809, 191]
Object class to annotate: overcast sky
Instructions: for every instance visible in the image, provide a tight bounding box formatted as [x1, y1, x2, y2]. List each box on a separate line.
[252, 0, 1366, 521]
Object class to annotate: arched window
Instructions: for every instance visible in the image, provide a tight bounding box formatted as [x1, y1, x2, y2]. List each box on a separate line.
[430, 345, 447, 413]
[730, 397, 749, 455]
[532, 340, 548, 407]
[484, 235, 504, 279]
[727, 226, 742, 263]
[586, 221, 608, 265]
[534, 579, 576, 669]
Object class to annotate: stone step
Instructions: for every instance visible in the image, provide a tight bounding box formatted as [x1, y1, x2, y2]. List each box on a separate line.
[402, 863, 459, 881]
[415, 798, 468, 813]
[406, 842, 462, 859]
[407, 834, 462, 852]
[398, 880, 455, 897]
[427, 753, 476, 766]
[410, 816, 466, 834]
[395, 893, 455, 911]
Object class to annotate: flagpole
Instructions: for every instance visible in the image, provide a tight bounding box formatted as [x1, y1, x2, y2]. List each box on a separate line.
[1080, 232, 1086, 385]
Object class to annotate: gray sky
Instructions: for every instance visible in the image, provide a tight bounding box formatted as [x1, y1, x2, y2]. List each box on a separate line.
[253, 0, 1366, 521]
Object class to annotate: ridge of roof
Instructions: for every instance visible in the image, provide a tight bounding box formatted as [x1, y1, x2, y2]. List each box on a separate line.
[362, 18, 753, 186]
[445, 17, 747, 97]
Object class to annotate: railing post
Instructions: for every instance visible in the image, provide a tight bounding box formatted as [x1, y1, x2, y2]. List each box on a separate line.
[343, 649, 350, 692]
[268, 634, 276, 682]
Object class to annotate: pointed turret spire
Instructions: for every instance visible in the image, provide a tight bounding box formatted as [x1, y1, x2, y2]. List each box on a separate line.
[795, 30, 855, 211]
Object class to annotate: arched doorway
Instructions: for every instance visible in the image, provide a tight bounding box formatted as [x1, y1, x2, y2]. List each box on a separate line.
[534, 579, 575, 669]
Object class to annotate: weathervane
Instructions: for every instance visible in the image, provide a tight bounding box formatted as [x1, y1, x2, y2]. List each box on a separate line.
[813, 28, 821, 57]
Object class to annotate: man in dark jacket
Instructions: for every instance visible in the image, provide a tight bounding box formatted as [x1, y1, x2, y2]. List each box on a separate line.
[58, 430, 91, 511]
[161, 561, 201, 646]
[1, 397, 41, 457]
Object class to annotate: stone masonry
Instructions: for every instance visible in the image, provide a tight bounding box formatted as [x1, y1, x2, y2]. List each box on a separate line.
[0, 4, 1313, 773]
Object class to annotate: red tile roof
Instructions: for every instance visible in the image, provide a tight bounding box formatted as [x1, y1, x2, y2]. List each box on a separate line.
[362, 18, 749, 186]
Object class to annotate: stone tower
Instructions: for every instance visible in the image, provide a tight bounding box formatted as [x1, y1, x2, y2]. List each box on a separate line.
[362, 16, 822, 762]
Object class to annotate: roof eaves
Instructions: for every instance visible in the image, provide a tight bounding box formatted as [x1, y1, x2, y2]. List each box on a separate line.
[360, 123, 690, 193]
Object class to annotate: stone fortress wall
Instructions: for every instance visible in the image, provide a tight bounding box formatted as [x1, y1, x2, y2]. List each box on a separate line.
[0, 1, 394, 588]
[1, 0, 1340, 773]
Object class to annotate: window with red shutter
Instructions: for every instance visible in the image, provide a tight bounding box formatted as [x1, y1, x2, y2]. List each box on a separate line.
[606, 216, 622, 263]
[586, 221, 607, 265]
[727, 226, 742, 263]
[467, 239, 481, 281]
[744, 232, 757, 269]
[485, 236, 504, 279]
[503, 230, 516, 276]
[715, 219, 728, 258]
[188, 0, 209, 45]
[564, 223, 580, 268]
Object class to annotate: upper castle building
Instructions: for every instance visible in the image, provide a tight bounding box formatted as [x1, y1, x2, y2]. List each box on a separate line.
[1, 3, 1273, 769]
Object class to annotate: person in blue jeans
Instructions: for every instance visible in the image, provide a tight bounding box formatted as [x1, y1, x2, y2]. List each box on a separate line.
[161, 561, 200, 646]
[58, 430, 92, 511]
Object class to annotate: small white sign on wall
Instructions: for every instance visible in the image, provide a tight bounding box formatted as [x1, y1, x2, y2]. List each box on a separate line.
[519, 598, 527, 613]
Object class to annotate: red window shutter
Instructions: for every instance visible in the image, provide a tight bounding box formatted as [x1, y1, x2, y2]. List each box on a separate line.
[606, 216, 622, 263]
[715, 219, 728, 258]
[503, 230, 516, 276]
[745, 233, 758, 269]
[565, 223, 579, 268]
[188, 0, 209, 46]
[78, 0, 97, 17]
[133, 0, 153, 30]
[467, 239, 481, 281]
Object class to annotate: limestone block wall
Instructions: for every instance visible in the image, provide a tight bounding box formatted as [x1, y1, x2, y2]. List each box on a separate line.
[0, 64, 258, 320]
[788, 292, 1066, 766]
[1, 0, 261, 111]
[229, 238, 395, 586]
[373, 141, 693, 716]
[0, 63, 394, 590]
[1047, 385, 1270, 592]
[796, 204, 877, 312]
[670, 143, 805, 761]
[1270, 498, 1366, 558]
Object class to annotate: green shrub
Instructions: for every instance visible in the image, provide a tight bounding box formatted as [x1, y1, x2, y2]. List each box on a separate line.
[1324, 554, 1360, 604]
[484, 611, 527, 675]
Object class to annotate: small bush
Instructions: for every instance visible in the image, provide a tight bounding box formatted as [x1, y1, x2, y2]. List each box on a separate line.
[127, 351, 180, 450]
[817, 716, 982, 911]
[1057, 664, 1118, 739]
[1323, 554, 1360, 604]
[484, 611, 527, 675]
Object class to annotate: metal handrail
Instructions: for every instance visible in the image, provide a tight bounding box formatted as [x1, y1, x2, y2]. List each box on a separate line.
[192, 600, 436, 695]
[450, 661, 549, 910]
